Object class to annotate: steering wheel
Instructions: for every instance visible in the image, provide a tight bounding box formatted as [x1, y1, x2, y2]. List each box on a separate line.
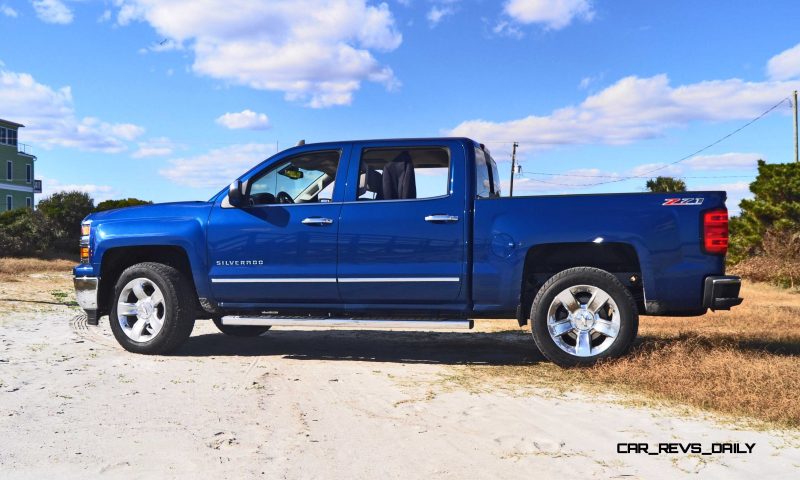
[276, 191, 294, 204]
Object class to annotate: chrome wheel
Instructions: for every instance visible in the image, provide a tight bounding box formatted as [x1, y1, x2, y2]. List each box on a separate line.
[546, 284, 620, 357]
[116, 277, 166, 342]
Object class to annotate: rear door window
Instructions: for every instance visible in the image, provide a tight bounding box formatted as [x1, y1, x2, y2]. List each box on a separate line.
[357, 147, 450, 201]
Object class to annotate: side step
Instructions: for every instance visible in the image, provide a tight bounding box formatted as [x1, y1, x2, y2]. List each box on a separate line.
[220, 316, 474, 330]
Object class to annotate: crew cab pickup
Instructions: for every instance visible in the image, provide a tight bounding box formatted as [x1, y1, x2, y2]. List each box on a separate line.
[73, 138, 742, 366]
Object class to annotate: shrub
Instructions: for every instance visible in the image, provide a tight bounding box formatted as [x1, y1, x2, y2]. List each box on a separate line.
[36, 191, 95, 253]
[645, 176, 687, 193]
[0, 209, 56, 257]
[95, 198, 152, 212]
[729, 160, 800, 263]
[730, 228, 800, 288]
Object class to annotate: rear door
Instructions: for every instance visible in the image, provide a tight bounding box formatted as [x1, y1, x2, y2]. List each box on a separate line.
[336, 140, 468, 307]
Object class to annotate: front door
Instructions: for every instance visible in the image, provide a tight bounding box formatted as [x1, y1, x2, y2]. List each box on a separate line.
[207, 146, 349, 307]
[336, 140, 468, 307]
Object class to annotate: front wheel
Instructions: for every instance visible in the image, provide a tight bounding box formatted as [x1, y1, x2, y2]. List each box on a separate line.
[530, 267, 638, 367]
[109, 262, 196, 354]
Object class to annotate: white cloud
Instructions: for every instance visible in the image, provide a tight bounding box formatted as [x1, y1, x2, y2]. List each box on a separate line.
[31, 0, 73, 24]
[692, 180, 752, 215]
[684, 152, 761, 171]
[159, 143, 277, 188]
[132, 137, 178, 158]
[1, 4, 18, 17]
[767, 43, 800, 81]
[216, 110, 271, 130]
[492, 20, 523, 38]
[449, 73, 800, 148]
[499, 168, 607, 195]
[427, 5, 454, 27]
[578, 72, 603, 90]
[113, 1, 403, 108]
[629, 162, 682, 177]
[0, 68, 145, 152]
[39, 176, 117, 203]
[503, 0, 594, 30]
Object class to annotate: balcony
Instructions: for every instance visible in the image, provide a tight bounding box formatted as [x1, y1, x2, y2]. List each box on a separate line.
[18, 143, 34, 156]
[33, 179, 42, 194]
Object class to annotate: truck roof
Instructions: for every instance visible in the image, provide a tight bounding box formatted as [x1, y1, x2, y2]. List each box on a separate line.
[291, 137, 478, 148]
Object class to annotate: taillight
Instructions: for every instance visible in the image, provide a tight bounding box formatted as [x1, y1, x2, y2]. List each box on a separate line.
[703, 209, 728, 255]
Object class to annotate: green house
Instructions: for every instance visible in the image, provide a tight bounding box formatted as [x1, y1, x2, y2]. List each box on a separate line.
[0, 119, 39, 211]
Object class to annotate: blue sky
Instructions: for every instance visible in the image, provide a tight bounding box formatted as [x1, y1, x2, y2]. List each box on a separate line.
[2, 0, 800, 213]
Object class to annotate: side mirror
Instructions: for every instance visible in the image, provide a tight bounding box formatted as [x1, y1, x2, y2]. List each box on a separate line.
[228, 180, 244, 207]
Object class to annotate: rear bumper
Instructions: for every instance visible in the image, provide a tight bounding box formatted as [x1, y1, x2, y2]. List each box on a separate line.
[702, 275, 743, 310]
[74, 276, 99, 325]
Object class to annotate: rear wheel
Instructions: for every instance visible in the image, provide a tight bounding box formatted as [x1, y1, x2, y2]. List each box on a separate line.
[212, 318, 271, 337]
[109, 262, 196, 354]
[530, 267, 638, 367]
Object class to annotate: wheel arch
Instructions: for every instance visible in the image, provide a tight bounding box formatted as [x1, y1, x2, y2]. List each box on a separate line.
[517, 242, 643, 326]
[97, 245, 200, 318]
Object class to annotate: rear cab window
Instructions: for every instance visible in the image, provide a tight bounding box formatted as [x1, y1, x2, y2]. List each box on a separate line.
[475, 146, 501, 198]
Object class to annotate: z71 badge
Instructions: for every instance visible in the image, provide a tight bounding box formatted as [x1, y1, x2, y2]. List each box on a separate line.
[662, 198, 704, 206]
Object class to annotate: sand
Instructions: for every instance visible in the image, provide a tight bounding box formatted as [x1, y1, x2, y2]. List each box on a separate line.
[0, 273, 798, 478]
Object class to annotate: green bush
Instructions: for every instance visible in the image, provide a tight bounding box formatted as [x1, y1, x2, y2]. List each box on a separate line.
[729, 160, 800, 264]
[645, 176, 687, 193]
[95, 198, 152, 212]
[0, 209, 57, 257]
[0, 192, 156, 258]
[36, 191, 96, 253]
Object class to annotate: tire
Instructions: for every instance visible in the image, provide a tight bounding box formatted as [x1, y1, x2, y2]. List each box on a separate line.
[212, 317, 270, 337]
[109, 262, 196, 354]
[530, 267, 638, 368]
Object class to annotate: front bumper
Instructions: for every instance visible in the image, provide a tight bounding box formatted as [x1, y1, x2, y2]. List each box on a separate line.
[702, 275, 743, 310]
[74, 276, 99, 325]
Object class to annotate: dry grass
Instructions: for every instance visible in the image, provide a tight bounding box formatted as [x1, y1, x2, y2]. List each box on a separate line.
[729, 229, 800, 289]
[465, 281, 800, 429]
[0, 257, 75, 277]
[0, 257, 76, 315]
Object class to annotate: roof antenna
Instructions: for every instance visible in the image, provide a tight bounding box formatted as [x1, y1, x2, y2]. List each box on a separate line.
[296, 139, 305, 146]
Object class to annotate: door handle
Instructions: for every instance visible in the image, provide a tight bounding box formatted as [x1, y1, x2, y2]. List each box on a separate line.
[302, 217, 334, 226]
[424, 214, 459, 223]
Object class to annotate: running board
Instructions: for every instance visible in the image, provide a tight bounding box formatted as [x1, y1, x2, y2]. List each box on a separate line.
[220, 316, 474, 330]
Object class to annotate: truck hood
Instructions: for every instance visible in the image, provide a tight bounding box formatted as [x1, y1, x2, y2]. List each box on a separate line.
[85, 201, 212, 223]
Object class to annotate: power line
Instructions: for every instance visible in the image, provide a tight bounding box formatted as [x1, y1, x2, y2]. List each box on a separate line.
[521, 171, 755, 179]
[511, 96, 791, 187]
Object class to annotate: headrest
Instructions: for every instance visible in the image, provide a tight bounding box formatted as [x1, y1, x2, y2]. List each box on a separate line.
[358, 168, 383, 198]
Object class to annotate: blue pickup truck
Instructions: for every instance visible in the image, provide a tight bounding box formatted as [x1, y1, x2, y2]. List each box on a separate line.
[73, 137, 742, 366]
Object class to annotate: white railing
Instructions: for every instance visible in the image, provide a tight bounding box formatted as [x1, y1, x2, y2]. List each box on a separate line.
[18, 143, 34, 155]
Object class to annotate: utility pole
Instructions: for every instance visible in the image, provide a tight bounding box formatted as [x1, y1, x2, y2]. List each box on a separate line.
[794, 90, 798, 163]
[509, 142, 518, 197]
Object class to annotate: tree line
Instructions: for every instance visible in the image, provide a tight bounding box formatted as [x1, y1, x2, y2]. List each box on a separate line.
[0, 193, 150, 258]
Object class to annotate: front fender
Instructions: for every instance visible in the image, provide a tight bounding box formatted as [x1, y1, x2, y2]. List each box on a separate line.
[88, 217, 211, 299]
